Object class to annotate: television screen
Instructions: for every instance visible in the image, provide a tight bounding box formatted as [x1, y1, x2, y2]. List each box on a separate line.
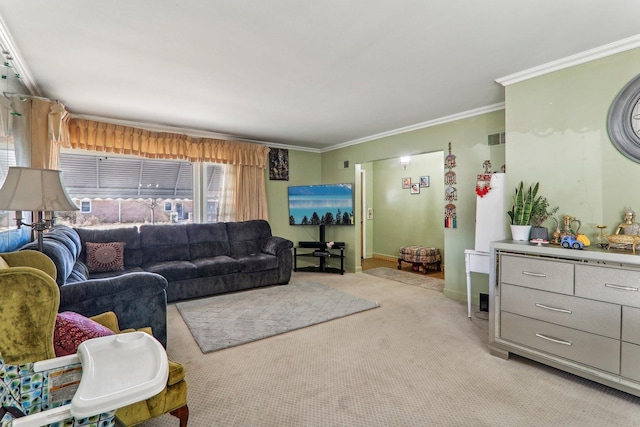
[288, 183, 354, 225]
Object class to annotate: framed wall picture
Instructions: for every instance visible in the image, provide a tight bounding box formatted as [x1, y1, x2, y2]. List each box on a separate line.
[269, 148, 289, 180]
[402, 177, 411, 189]
[420, 176, 430, 187]
[410, 183, 420, 194]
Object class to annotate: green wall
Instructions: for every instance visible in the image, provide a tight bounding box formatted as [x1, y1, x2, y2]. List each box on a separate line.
[319, 110, 505, 302]
[267, 47, 639, 305]
[365, 152, 444, 260]
[506, 47, 640, 241]
[266, 149, 322, 243]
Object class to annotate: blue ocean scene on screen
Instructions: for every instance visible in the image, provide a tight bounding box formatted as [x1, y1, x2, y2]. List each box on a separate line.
[288, 184, 354, 225]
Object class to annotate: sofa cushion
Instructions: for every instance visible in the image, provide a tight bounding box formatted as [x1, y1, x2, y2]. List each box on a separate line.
[226, 220, 273, 258]
[75, 226, 143, 268]
[140, 224, 190, 263]
[53, 311, 115, 357]
[68, 260, 90, 282]
[143, 260, 197, 282]
[236, 254, 278, 273]
[85, 242, 125, 273]
[192, 256, 240, 277]
[88, 266, 144, 279]
[46, 226, 82, 259]
[186, 223, 230, 258]
[21, 238, 75, 286]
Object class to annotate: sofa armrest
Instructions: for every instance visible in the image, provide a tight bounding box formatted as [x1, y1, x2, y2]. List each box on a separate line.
[262, 236, 293, 255]
[58, 272, 169, 347]
[262, 236, 293, 285]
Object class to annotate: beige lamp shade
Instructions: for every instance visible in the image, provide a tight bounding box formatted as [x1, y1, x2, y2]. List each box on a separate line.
[0, 167, 78, 212]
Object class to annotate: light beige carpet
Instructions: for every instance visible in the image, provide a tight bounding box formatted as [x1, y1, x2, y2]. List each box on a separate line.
[142, 271, 640, 427]
[363, 266, 444, 292]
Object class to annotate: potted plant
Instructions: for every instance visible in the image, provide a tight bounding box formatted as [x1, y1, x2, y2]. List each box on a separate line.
[507, 181, 539, 241]
[529, 196, 559, 241]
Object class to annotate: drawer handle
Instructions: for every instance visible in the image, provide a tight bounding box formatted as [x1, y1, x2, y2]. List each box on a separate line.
[535, 333, 572, 346]
[534, 303, 572, 314]
[604, 283, 639, 292]
[522, 271, 546, 277]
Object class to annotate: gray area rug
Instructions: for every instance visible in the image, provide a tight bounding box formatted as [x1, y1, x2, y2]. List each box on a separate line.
[363, 267, 444, 292]
[176, 282, 380, 353]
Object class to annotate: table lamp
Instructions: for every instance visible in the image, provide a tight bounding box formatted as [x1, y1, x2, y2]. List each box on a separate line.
[0, 167, 78, 251]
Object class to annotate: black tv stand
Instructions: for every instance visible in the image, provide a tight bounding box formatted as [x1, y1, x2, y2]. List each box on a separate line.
[293, 224, 345, 274]
[294, 243, 345, 275]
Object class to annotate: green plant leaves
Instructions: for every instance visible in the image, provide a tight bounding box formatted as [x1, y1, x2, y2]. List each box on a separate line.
[509, 181, 539, 225]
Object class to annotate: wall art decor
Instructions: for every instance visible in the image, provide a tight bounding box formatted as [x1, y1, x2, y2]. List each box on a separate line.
[269, 148, 289, 180]
[445, 203, 457, 228]
[410, 182, 420, 194]
[402, 177, 411, 189]
[607, 72, 640, 163]
[420, 176, 430, 187]
[476, 173, 492, 197]
[444, 142, 457, 228]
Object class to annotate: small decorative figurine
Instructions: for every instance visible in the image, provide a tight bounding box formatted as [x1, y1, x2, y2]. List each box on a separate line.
[551, 217, 561, 245]
[605, 207, 640, 253]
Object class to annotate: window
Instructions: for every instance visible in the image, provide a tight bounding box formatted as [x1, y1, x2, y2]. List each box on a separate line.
[57, 151, 224, 228]
[80, 200, 91, 213]
[206, 164, 224, 223]
[0, 146, 17, 232]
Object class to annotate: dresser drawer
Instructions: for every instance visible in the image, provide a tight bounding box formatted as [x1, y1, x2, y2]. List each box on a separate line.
[575, 264, 640, 307]
[621, 342, 640, 383]
[501, 284, 620, 338]
[500, 312, 620, 374]
[623, 306, 640, 345]
[500, 255, 574, 295]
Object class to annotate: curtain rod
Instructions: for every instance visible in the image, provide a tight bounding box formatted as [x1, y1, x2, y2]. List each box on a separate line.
[3, 92, 58, 102]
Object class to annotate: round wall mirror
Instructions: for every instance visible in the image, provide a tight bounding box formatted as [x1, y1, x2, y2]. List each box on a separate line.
[608, 72, 640, 163]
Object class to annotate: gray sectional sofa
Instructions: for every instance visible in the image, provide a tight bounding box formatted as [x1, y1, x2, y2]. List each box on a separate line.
[20, 220, 293, 347]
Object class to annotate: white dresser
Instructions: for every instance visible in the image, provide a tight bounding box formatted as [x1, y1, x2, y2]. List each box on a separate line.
[489, 241, 640, 397]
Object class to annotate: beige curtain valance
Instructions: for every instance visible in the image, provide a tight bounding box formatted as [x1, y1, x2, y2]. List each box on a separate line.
[65, 118, 270, 167]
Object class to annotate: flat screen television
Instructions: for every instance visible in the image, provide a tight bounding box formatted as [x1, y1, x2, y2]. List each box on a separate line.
[288, 183, 354, 227]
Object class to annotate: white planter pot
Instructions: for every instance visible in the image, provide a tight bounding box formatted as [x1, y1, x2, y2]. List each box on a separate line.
[510, 225, 532, 241]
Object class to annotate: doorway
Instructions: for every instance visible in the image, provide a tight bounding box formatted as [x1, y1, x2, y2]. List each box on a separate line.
[358, 151, 445, 271]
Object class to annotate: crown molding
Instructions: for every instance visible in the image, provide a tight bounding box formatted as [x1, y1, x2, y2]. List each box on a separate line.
[0, 13, 41, 96]
[497, 34, 640, 87]
[323, 103, 505, 152]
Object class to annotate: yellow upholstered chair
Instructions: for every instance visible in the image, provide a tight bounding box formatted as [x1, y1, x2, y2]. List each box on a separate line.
[0, 250, 189, 426]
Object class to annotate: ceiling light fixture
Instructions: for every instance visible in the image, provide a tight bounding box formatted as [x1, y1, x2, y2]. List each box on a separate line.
[400, 156, 411, 170]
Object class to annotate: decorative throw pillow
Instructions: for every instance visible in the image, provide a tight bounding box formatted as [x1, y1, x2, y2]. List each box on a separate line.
[85, 241, 125, 273]
[53, 311, 115, 356]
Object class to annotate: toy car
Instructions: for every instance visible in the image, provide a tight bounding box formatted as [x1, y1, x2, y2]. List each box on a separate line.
[561, 235, 584, 250]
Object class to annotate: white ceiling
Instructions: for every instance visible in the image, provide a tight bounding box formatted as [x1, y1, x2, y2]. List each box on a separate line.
[0, 1, 639, 151]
